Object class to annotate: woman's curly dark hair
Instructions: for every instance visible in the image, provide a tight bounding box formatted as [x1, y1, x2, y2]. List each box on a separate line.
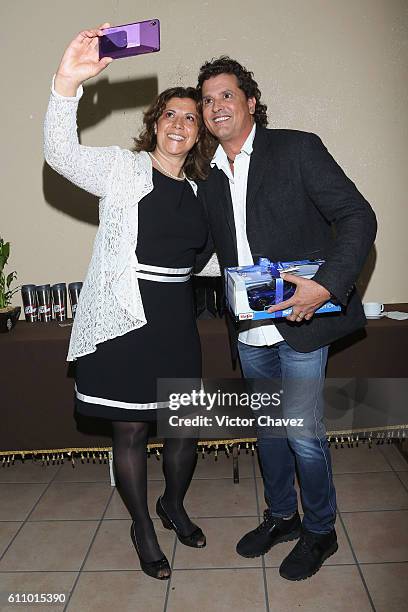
[134, 87, 214, 180]
[197, 56, 268, 128]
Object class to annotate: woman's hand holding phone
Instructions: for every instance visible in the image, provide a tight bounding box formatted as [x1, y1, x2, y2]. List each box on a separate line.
[55, 24, 113, 96]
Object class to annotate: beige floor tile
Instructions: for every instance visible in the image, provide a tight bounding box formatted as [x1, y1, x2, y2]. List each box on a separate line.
[0, 572, 77, 612]
[330, 444, 392, 473]
[29, 482, 112, 521]
[0, 460, 60, 483]
[0, 522, 22, 557]
[193, 450, 255, 479]
[173, 517, 262, 569]
[0, 483, 47, 520]
[380, 443, 408, 471]
[184, 478, 258, 517]
[167, 568, 266, 611]
[104, 481, 164, 519]
[360, 562, 408, 612]
[397, 471, 408, 489]
[84, 519, 175, 571]
[55, 460, 110, 482]
[334, 472, 408, 511]
[342, 510, 408, 562]
[106, 478, 258, 520]
[265, 565, 372, 611]
[264, 519, 354, 567]
[67, 571, 167, 612]
[0, 521, 98, 571]
[104, 489, 130, 519]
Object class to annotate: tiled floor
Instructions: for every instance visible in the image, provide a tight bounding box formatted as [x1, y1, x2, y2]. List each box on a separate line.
[0, 442, 407, 612]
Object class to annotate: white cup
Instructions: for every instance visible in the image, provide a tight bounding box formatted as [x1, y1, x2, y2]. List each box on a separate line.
[363, 302, 384, 317]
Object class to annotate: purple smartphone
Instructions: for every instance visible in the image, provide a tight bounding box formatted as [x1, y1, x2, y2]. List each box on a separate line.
[99, 19, 160, 60]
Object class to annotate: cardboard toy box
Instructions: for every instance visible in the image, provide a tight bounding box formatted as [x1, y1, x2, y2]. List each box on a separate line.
[225, 258, 341, 321]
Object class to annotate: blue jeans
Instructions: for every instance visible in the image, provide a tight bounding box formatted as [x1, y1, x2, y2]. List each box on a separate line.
[238, 340, 336, 534]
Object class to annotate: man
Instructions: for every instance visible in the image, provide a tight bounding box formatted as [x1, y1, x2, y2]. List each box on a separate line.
[196, 57, 377, 581]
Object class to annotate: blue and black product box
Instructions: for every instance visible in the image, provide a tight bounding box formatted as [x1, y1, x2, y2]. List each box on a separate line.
[225, 258, 341, 321]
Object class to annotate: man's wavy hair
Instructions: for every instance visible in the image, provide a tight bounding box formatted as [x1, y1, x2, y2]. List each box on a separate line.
[134, 87, 213, 180]
[197, 56, 268, 128]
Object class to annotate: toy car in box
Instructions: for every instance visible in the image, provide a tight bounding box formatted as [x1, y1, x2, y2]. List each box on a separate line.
[225, 258, 341, 321]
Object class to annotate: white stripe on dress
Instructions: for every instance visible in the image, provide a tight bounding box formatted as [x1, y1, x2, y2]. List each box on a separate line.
[136, 263, 192, 275]
[75, 386, 170, 410]
[134, 271, 191, 282]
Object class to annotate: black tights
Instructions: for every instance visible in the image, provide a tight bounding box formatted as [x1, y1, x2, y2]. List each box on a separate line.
[112, 421, 198, 562]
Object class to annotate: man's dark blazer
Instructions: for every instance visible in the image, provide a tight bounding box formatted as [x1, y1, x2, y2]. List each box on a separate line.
[197, 126, 377, 356]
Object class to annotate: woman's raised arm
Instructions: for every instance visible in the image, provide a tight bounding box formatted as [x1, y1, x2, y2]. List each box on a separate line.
[44, 25, 120, 199]
[55, 24, 112, 95]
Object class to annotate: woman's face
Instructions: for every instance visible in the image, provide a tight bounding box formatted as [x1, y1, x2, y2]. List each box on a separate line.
[155, 97, 199, 159]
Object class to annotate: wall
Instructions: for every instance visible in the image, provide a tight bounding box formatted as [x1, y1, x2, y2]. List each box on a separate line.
[1, 0, 407, 309]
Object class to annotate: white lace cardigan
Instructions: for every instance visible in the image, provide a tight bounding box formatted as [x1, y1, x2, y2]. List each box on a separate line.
[44, 80, 219, 361]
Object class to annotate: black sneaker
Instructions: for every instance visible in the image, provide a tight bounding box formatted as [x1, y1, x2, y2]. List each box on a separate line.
[236, 509, 301, 558]
[279, 528, 338, 581]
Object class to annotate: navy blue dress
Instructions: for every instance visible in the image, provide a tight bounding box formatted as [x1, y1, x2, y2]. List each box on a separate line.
[75, 169, 207, 421]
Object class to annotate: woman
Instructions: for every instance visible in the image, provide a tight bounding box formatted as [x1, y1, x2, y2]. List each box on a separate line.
[44, 25, 212, 580]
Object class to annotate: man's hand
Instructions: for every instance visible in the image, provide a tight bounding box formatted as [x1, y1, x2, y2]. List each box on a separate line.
[267, 273, 331, 322]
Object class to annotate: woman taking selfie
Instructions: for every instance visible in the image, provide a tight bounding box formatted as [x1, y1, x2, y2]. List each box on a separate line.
[44, 24, 212, 580]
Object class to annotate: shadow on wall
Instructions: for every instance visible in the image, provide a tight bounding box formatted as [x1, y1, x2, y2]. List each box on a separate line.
[42, 75, 159, 225]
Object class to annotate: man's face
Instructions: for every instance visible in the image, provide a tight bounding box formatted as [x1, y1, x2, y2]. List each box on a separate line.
[201, 73, 256, 145]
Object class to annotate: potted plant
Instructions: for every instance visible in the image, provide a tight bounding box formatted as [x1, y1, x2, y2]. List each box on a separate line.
[0, 237, 21, 332]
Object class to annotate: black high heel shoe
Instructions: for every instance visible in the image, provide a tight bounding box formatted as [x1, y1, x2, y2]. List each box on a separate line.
[156, 496, 206, 548]
[130, 522, 171, 580]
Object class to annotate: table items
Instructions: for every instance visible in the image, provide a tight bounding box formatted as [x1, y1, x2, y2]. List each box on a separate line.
[51, 283, 67, 321]
[363, 302, 408, 320]
[36, 284, 52, 322]
[21, 282, 83, 321]
[384, 311, 408, 320]
[363, 302, 384, 319]
[21, 284, 38, 322]
[68, 282, 83, 319]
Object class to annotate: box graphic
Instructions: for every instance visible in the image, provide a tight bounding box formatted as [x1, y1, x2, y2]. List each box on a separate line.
[225, 258, 341, 321]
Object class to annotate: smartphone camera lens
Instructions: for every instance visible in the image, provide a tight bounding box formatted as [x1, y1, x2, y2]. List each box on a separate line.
[151, 21, 157, 26]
